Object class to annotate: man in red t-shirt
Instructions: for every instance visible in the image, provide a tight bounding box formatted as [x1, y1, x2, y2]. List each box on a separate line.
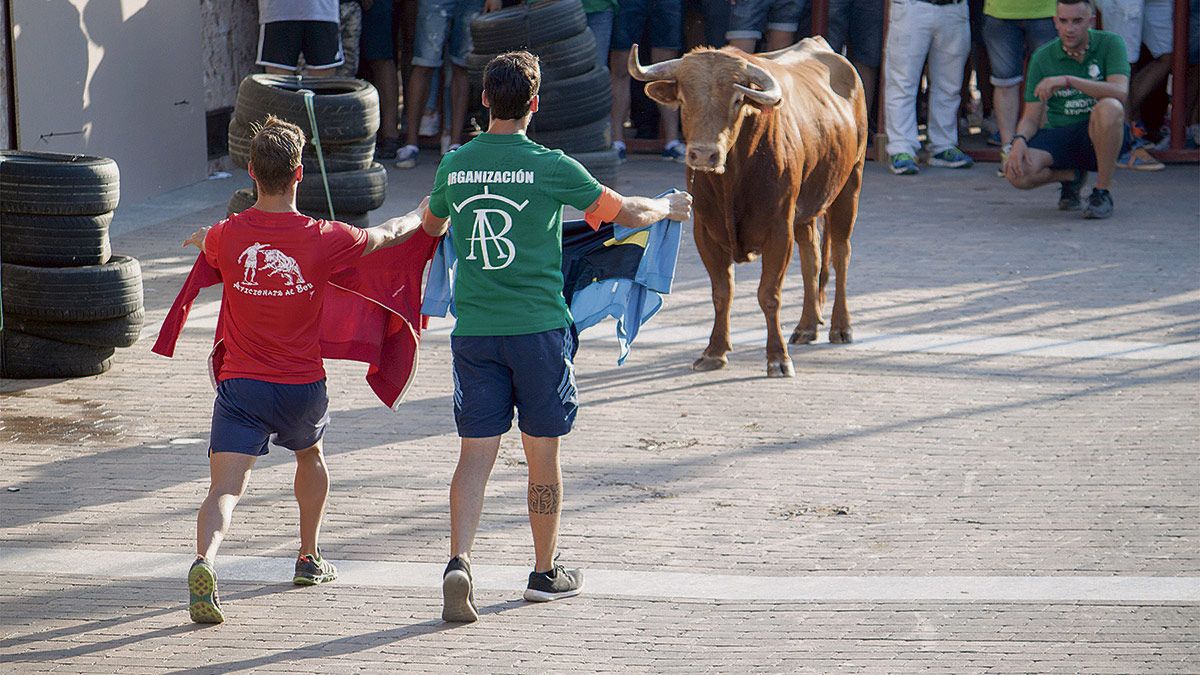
[180, 116, 427, 624]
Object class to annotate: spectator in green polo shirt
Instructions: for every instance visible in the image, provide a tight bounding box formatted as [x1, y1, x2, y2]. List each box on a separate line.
[1003, 0, 1130, 219]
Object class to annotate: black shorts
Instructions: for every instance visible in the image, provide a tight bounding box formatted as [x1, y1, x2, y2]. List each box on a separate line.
[257, 21, 344, 71]
[1028, 119, 1132, 173]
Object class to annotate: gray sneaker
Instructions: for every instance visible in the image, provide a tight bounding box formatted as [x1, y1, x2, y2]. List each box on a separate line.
[395, 144, 419, 169]
[1082, 188, 1114, 219]
[523, 564, 584, 602]
[442, 556, 478, 622]
[293, 550, 338, 585]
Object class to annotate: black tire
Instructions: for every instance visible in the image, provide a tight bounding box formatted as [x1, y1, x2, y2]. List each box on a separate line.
[227, 189, 370, 228]
[233, 75, 380, 142]
[529, 116, 612, 153]
[0, 212, 113, 267]
[571, 147, 620, 185]
[0, 151, 120, 216]
[3, 307, 145, 349]
[1, 256, 143, 322]
[467, 30, 598, 85]
[295, 162, 387, 213]
[530, 66, 612, 132]
[0, 330, 115, 379]
[227, 118, 376, 173]
[470, 0, 587, 55]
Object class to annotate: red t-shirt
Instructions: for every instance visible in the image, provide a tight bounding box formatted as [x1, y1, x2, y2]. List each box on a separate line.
[204, 208, 368, 384]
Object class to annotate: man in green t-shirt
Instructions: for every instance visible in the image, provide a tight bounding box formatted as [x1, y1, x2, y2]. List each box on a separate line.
[420, 51, 693, 623]
[1003, 0, 1131, 219]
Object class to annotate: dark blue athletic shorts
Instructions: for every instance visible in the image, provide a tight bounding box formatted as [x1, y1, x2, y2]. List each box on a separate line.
[209, 378, 330, 456]
[451, 326, 578, 438]
[1028, 119, 1132, 172]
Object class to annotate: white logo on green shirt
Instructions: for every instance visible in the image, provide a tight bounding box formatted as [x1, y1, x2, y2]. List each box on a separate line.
[454, 187, 530, 271]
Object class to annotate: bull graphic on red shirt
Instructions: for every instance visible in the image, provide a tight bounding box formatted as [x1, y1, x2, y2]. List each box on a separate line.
[236, 243, 307, 288]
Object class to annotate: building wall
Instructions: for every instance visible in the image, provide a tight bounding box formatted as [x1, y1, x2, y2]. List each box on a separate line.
[9, 0, 210, 204]
[201, 0, 259, 112]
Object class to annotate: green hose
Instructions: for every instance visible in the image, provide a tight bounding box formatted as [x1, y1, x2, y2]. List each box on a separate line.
[300, 89, 336, 219]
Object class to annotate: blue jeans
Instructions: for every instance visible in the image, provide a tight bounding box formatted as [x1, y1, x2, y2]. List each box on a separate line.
[587, 9, 615, 71]
[982, 15, 1057, 87]
[412, 0, 484, 68]
[826, 0, 884, 68]
[612, 0, 683, 51]
[726, 0, 805, 42]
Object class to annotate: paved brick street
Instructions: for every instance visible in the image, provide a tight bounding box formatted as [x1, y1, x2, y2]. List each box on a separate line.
[2, 157, 1198, 673]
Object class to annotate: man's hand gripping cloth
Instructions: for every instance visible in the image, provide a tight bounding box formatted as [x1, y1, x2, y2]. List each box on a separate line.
[153, 230, 439, 409]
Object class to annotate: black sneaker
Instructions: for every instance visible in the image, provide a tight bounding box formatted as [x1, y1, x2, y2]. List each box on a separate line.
[442, 556, 478, 622]
[374, 136, 400, 161]
[523, 564, 584, 602]
[293, 549, 338, 585]
[1058, 169, 1086, 211]
[1082, 188, 1114, 219]
[188, 558, 225, 623]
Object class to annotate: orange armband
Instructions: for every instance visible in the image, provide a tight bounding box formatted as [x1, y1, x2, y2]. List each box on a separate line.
[584, 186, 623, 230]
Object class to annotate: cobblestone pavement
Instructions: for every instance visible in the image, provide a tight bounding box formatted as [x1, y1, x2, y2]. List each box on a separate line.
[2, 157, 1198, 673]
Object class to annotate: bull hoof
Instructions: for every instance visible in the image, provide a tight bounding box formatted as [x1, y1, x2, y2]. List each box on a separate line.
[692, 355, 728, 372]
[789, 327, 818, 345]
[829, 328, 853, 344]
[766, 360, 795, 378]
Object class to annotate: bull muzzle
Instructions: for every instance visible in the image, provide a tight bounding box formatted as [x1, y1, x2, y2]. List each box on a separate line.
[685, 143, 726, 173]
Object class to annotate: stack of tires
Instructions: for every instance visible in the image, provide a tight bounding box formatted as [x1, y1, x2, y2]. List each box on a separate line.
[0, 151, 144, 379]
[467, 0, 619, 184]
[227, 75, 387, 228]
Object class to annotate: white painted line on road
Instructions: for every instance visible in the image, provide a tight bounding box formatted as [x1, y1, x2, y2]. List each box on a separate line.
[2, 547, 1196, 602]
[157, 303, 1200, 362]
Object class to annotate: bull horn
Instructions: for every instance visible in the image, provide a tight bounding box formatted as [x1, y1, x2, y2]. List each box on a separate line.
[628, 43, 681, 82]
[734, 62, 782, 107]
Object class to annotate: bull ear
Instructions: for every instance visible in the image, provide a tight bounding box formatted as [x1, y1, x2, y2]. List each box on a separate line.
[645, 81, 679, 108]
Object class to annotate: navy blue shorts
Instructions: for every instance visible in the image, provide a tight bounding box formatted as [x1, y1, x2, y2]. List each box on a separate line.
[1028, 119, 1133, 173]
[612, 0, 683, 52]
[210, 378, 330, 456]
[451, 327, 578, 438]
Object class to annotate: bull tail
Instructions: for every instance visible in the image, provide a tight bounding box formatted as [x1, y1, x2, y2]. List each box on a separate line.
[817, 214, 831, 321]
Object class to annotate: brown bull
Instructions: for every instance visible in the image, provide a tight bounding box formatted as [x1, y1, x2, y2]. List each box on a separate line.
[630, 38, 866, 377]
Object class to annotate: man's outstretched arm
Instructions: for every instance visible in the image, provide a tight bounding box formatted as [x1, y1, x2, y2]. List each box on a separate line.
[585, 187, 693, 229]
[362, 196, 430, 256]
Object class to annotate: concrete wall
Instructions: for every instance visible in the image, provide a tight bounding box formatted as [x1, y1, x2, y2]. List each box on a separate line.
[10, 0, 209, 204]
[200, 0, 259, 112]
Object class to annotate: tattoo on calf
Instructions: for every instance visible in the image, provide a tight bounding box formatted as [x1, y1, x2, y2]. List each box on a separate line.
[528, 483, 561, 515]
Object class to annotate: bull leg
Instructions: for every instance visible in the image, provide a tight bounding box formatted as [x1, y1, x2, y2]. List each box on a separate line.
[789, 217, 820, 345]
[694, 230, 734, 372]
[826, 165, 863, 344]
[759, 228, 795, 378]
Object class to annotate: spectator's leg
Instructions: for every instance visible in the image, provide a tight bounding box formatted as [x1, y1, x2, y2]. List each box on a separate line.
[651, 47, 682, 144]
[727, 0, 767, 53]
[883, 0, 935, 157]
[1089, 98, 1125, 190]
[1128, 55, 1172, 123]
[338, 1, 363, 77]
[763, 29, 794, 51]
[405, 66, 434, 147]
[926, 4, 971, 154]
[610, 49, 634, 147]
[1005, 148, 1072, 189]
[449, 436, 501, 560]
[449, 64, 471, 146]
[983, 16, 1024, 145]
[1129, 0, 1174, 122]
[522, 433, 562, 573]
[369, 60, 401, 143]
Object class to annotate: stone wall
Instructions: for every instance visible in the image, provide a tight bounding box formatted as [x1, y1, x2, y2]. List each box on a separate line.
[200, 0, 259, 112]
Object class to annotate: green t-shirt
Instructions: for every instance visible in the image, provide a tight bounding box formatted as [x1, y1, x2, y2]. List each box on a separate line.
[428, 132, 603, 337]
[984, 0, 1054, 19]
[1024, 29, 1130, 129]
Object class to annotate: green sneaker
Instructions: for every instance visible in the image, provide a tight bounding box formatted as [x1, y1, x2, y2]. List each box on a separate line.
[293, 550, 338, 586]
[889, 152, 920, 175]
[188, 558, 225, 624]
